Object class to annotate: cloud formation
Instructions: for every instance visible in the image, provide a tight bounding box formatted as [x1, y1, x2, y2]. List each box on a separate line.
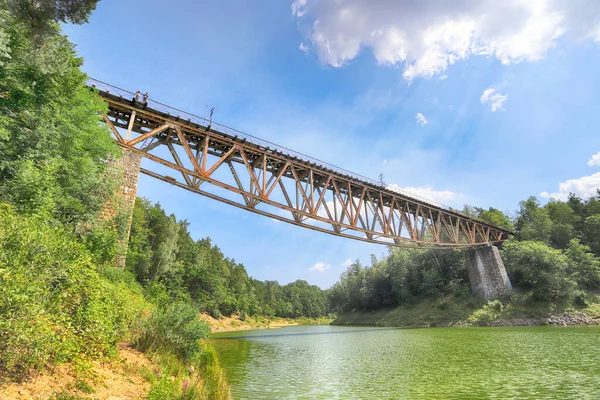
[310, 261, 331, 272]
[292, 0, 600, 79]
[480, 88, 508, 111]
[341, 259, 352, 267]
[387, 184, 461, 205]
[588, 151, 600, 167]
[416, 112, 428, 125]
[540, 172, 600, 201]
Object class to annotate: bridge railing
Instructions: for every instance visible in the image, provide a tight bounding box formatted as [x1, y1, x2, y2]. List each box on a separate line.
[87, 78, 485, 222]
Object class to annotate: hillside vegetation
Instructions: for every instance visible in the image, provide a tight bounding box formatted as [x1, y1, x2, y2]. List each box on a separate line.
[126, 198, 329, 321]
[330, 197, 600, 326]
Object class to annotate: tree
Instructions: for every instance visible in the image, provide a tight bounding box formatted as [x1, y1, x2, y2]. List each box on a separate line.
[583, 215, 600, 256]
[515, 197, 552, 243]
[567, 194, 586, 233]
[502, 240, 575, 303]
[584, 191, 600, 216]
[545, 200, 576, 249]
[478, 207, 514, 232]
[125, 198, 330, 319]
[565, 239, 600, 289]
[0, 5, 117, 227]
[6, 0, 100, 33]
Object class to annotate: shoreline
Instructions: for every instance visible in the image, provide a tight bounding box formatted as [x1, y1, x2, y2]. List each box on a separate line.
[332, 315, 600, 329]
[200, 313, 333, 333]
[330, 300, 600, 329]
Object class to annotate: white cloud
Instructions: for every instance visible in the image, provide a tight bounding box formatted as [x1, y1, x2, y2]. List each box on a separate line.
[588, 151, 600, 167]
[480, 88, 508, 111]
[416, 112, 428, 125]
[291, 0, 307, 17]
[341, 259, 352, 267]
[292, 0, 600, 79]
[309, 261, 331, 272]
[540, 172, 600, 201]
[386, 184, 461, 205]
[299, 42, 309, 53]
[382, 159, 388, 165]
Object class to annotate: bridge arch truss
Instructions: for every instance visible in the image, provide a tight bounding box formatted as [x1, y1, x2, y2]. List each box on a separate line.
[92, 80, 511, 249]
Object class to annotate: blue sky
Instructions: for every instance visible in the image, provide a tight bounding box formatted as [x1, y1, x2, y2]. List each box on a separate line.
[63, 0, 600, 288]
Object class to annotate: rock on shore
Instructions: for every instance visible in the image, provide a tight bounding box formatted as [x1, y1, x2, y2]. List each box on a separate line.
[484, 313, 600, 327]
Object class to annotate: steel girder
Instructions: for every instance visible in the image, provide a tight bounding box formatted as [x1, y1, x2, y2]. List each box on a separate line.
[97, 90, 511, 248]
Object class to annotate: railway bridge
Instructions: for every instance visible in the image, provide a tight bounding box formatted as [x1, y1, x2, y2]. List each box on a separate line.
[91, 79, 512, 299]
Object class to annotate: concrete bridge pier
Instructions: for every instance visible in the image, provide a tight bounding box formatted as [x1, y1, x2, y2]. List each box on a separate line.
[465, 246, 512, 299]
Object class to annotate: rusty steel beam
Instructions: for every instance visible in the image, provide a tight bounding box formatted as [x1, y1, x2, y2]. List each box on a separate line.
[95, 86, 511, 249]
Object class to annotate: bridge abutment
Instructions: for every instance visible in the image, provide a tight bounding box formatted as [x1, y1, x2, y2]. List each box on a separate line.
[465, 246, 512, 299]
[102, 147, 142, 268]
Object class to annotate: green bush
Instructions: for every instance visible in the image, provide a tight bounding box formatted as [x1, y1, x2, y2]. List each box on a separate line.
[210, 308, 223, 320]
[145, 279, 171, 309]
[468, 300, 504, 324]
[502, 240, 576, 303]
[574, 290, 589, 307]
[0, 204, 144, 381]
[135, 302, 210, 364]
[147, 375, 179, 400]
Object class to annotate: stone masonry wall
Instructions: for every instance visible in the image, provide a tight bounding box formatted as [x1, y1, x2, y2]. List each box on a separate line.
[465, 246, 512, 300]
[101, 148, 142, 268]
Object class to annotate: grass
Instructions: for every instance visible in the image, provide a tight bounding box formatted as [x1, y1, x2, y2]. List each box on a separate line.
[332, 294, 600, 328]
[134, 304, 230, 399]
[332, 296, 479, 327]
[144, 343, 230, 400]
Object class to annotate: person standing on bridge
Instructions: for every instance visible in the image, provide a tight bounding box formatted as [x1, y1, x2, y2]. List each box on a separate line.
[143, 92, 149, 108]
[133, 90, 142, 104]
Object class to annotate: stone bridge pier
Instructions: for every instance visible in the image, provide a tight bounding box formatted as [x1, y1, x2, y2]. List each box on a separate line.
[103, 147, 142, 268]
[465, 246, 512, 299]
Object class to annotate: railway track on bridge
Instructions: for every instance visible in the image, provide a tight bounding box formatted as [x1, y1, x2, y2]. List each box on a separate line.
[90, 78, 511, 248]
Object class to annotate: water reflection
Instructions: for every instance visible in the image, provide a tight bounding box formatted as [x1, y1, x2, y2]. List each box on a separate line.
[211, 325, 600, 399]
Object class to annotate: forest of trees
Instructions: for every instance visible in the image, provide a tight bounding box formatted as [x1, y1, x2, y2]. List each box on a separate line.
[329, 193, 600, 313]
[126, 198, 329, 319]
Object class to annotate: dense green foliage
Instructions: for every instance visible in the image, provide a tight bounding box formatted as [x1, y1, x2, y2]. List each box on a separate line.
[330, 196, 600, 314]
[0, 1, 117, 228]
[0, 204, 146, 380]
[502, 240, 575, 303]
[5, 0, 100, 34]
[0, 5, 227, 396]
[329, 250, 469, 313]
[515, 194, 600, 254]
[0, 1, 137, 382]
[251, 278, 328, 318]
[126, 198, 329, 319]
[135, 302, 211, 364]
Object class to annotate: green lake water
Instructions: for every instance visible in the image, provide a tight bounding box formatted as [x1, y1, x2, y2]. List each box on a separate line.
[211, 325, 600, 399]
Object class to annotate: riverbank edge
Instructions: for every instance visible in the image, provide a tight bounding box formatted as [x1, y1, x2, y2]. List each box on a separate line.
[0, 340, 231, 399]
[201, 313, 333, 333]
[331, 299, 600, 328]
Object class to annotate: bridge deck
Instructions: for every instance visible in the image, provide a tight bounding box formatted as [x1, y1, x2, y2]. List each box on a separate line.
[90, 78, 511, 248]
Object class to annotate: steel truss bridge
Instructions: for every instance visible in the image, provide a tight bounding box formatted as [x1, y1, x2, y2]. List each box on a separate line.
[91, 79, 511, 248]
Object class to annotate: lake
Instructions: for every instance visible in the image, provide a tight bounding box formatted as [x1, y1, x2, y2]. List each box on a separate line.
[211, 325, 600, 399]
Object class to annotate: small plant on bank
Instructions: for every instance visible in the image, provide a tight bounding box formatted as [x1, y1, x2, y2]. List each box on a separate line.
[468, 300, 505, 324]
[134, 302, 210, 364]
[210, 308, 223, 320]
